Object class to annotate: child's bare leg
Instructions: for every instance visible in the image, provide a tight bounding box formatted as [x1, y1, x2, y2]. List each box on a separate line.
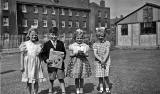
[59, 79, 66, 93]
[79, 78, 84, 93]
[75, 78, 80, 93]
[27, 82, 32, 94]
[49, 80, 54, 92]
[99, 77, 103, 92]
[33, 82, 39, 94]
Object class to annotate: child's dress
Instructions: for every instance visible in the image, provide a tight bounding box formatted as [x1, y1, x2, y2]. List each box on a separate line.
[19, 40, 45, 83]
[66, 42, 92, 78]
[93, 41, 111, 77]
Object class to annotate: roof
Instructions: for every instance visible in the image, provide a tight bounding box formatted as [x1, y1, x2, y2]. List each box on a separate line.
[116, 3, 160, 24]
[16, 0, 89, 10]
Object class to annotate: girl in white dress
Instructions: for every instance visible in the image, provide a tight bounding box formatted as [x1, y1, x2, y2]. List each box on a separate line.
[19, 26, 45, 94]
[66, 29, 92, 94]
[93, 27, 112, 93]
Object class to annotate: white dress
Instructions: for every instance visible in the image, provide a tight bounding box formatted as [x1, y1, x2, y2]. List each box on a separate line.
[19, 40, 45, 83]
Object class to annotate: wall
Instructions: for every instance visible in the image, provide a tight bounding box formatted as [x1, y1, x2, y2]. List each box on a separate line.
[140, 35, 157, 46]
[157, 22, 160, 45]
[117, 24, 132, 46]
[132, 23, 140, 46]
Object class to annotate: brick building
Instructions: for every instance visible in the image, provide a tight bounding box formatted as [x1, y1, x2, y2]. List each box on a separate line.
[89, 0, 110, 34]
[1, 0, 90, 35]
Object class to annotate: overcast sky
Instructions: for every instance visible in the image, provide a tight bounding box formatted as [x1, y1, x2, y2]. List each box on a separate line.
[90, 0, 160, 19]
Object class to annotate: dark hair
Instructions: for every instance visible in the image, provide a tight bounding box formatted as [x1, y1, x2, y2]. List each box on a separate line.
[49, 27, 58, 35]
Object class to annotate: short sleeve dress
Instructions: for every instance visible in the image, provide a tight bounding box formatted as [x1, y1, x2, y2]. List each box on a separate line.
[19, 40, 46, 83]
[93, 41, 111, 77]
[66, 42, 92, 78]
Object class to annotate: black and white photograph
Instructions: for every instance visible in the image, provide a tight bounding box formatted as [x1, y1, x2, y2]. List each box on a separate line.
[0, 0, 160, 94]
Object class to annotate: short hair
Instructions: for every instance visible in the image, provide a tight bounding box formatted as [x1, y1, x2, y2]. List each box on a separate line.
[49, 27, 58, 35]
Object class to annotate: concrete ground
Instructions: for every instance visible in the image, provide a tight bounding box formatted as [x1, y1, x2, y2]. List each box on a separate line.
[1, 49, 160, 94]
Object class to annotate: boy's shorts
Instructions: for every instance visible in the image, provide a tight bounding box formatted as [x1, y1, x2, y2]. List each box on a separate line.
[48, 67, 65, 80]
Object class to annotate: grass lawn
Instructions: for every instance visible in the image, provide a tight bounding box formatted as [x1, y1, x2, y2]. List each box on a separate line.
[1, 49, 160, 94]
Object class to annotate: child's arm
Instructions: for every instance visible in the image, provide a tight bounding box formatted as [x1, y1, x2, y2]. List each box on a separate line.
[93, 49, 102, 62]
[20, 52, 24, 72]
[102, 42, 110, 64]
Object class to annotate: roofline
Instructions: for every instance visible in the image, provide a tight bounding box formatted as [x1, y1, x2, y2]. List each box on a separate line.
[116, 3, 160, 24]
[16, 1, 90, 11]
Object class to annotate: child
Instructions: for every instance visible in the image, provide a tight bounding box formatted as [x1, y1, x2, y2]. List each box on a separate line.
[66, 29, 92, 94]
[93, 27, 112, 93]
[40, 27, 66, 94]
[19, 26, 45, 94]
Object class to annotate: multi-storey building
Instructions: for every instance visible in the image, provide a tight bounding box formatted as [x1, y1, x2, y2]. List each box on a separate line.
[89, 0, 110, 34]
[1, 0, 90, 35]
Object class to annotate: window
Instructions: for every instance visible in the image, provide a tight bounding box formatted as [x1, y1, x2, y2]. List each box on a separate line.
[22, 19, 28, 27]
[3, 17, 9, 26]
[76, 12, 79, 16]
[43, 7, 47, 14]
[98, 11, 101, 17]
[105, 12, 108, 18]
[52, 7, 56, 14]
[61, 9, 65, 15]
[82, 13, 87, 17]
[61, 21, 65, 28]
[105, 23, 108, 28]
[33, 6, 38, 13]
[43, 20, 47, 27]
[22, 5, 27, 13]
[98, 22, 101, 27]
[83, 21, 87, 28]
[3, 0, 8, 10]
[52, 20, 56, 27]
[69, 9, 72, 16]
[68, 21, 72, 28]
[140, 22, 156, 35]
[121, 24, 128, 35]
[76, 21, 79, 28]
[33, 19, 38, 27]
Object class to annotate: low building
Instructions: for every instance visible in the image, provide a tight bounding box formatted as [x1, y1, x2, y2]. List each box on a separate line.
[116, 3, 160, 48]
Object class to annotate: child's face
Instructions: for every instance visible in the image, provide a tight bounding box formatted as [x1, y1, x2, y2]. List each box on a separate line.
[97, 33, 105, 41]
[76, 35, 83, 44]
[29, 30, 38, 42]
[49, 33, 58, 41]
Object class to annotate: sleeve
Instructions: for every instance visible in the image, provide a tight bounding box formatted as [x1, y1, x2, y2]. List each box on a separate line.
[61, 41, 66, 59]
[68, 44, 73, 51]
[106, 41, 111, 48]
[19, 42, 26, 52]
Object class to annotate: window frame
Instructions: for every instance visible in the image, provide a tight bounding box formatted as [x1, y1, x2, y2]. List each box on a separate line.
[33, 19, 38, 27]
[83, 21, 87, 28]
[98, 11, 101, 18]
[121, 24, 128, 36]
[22, 5, 27, 13]
[3, 0, 8, 10]
[33, 6, 38, 13]
[52, 7, 56, 15]
[61, 21, 65, 28]
[3, 17, 9, 26]
[68, 21, 72, 28]
[22, 19, 28, 27]
[61, 9, 65, 15]
[140, 22, 156, 35]
[75, 21, 80, 28]
[52, 20, 56, 27]
[42, 7, 47, 14]
[43, 20, 48, 27]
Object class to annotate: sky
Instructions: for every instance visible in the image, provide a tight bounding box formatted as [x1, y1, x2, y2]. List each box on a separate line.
[90, 0, 160, 19]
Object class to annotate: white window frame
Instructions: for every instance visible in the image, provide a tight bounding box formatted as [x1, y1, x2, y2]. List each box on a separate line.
[105, 12, 108, 18]
[22, 19, 28, 27]
[61, 9, 65, 15]
[76, 12, 79, 16]
[82, 13, 87, 17]
[43, 20, 48, 27]
[76, 21, 79, 28]
[33, 6, 38, 13]
[52, 20, 56, 27]
[33, 19, 38, 27]
[3, 0, 8, 10]
[52, 7, 56, 15]
[3, 17, 9, 26]
[43, 7, 47, 14]
[83, 21, 87, 28]
[61, 21, 65, 28]
[98, 11, 101, 17]
[69, 9, 72, 16]
[68, 21, 72, 28]
[105, 23, 108, 28]
[22, 5, 27, 13]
